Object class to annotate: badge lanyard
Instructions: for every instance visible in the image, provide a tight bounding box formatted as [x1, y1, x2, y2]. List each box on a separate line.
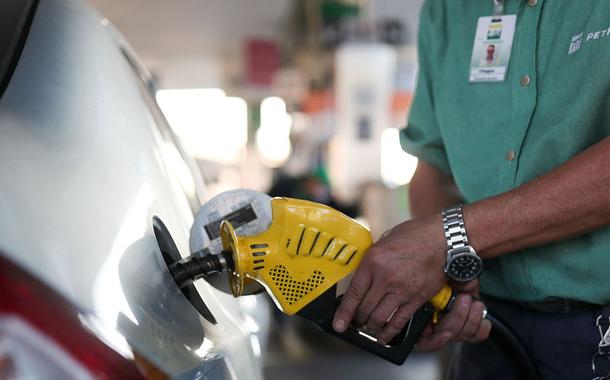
[469, 0, 516, 82]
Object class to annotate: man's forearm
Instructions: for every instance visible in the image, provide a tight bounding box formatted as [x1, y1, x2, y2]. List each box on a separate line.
[410, 160, 462, 218]
[466, 136, 610, 259]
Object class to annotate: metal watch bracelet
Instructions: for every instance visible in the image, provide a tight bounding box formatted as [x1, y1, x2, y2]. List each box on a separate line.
[442, 205, 469, 251]
[442, 204, 482, 281]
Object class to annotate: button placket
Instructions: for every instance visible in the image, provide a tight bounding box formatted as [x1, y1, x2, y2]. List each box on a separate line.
[496, 0, 543, 188]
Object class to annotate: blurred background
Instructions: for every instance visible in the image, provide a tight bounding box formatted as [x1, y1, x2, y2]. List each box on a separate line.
[87, 0, 437, 378]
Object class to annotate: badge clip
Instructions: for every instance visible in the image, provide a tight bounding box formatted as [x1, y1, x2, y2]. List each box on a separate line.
[493, 0, 504, 16]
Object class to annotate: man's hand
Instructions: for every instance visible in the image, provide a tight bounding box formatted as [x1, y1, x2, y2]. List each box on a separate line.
[417, 281, 491, 351]
[332, 214, 448, 344]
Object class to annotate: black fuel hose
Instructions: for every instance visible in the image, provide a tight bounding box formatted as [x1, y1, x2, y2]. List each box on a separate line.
[487, 312, 540, 380]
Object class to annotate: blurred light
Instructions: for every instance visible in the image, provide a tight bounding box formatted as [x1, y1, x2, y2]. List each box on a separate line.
[249, 334, 262, 358]
[243, 315, 261, 334]
[256, 97, 292, 167]
[156, 89, 248, 164]
[193, 338, 215, 358]
[255, 127, 291, 167]
[260, 96, 287, 126]
[380, 128, 418, 187]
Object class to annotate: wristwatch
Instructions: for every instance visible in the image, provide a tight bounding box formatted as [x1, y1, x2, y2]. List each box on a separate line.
[442, 205, 482, 282]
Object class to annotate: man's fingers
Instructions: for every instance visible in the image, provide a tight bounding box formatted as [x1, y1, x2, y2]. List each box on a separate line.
[455, 300, 484, 341]
[436, 293, 472, 334]
[364, 294, 400, 332]
[417, 330, 453, 352]
[416, 293, 472, 351]
[420, 323, 434, 338]
[467, 318, 492, 343]
[333, 268, 372, 332]
[353, 277, 388, 326]
[376, 303, 419, 345]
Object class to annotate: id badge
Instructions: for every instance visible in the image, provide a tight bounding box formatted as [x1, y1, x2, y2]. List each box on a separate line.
[469, 15, 516, 82]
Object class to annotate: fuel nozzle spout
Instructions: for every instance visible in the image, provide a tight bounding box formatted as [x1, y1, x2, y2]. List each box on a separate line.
[169, 250, 234, 288]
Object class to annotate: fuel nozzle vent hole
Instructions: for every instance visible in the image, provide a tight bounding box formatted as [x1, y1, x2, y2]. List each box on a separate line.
[269, 265, 324, 305]
[250, 243, 268, 249]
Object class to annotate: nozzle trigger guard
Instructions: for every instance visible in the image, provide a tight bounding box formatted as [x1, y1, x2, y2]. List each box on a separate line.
[298, 286, 435, 365]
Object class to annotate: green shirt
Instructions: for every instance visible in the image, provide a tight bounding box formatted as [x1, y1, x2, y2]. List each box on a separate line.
[401, 0, 610, 304]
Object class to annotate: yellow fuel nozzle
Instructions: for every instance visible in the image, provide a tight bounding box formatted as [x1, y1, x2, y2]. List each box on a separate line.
[219, 196, 455, 319]
[220, 197, 372, 315]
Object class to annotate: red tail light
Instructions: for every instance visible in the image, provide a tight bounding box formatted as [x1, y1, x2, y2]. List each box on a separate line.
[0, 255, 149, 379]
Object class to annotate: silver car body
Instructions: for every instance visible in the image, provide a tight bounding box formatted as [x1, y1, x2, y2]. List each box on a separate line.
[0, 0, 269, 378]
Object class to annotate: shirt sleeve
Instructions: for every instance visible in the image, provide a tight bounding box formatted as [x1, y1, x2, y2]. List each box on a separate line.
[400, 0, 451, 174]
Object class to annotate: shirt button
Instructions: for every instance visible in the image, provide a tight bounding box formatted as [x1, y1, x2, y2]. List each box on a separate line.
[527, 0, 538, 6]
[520, 75, 531, 87]
[506, 150, 516, 161]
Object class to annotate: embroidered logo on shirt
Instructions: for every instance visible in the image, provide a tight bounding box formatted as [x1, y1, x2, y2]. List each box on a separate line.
[568, 26, 610, 54]
[568, 32, 583, 54]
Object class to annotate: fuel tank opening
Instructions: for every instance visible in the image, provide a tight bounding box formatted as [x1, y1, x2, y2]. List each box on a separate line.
[153, 216, 218, 325]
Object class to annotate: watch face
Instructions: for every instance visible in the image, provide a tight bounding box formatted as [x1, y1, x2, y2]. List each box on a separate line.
[446, 253, 482, 282]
